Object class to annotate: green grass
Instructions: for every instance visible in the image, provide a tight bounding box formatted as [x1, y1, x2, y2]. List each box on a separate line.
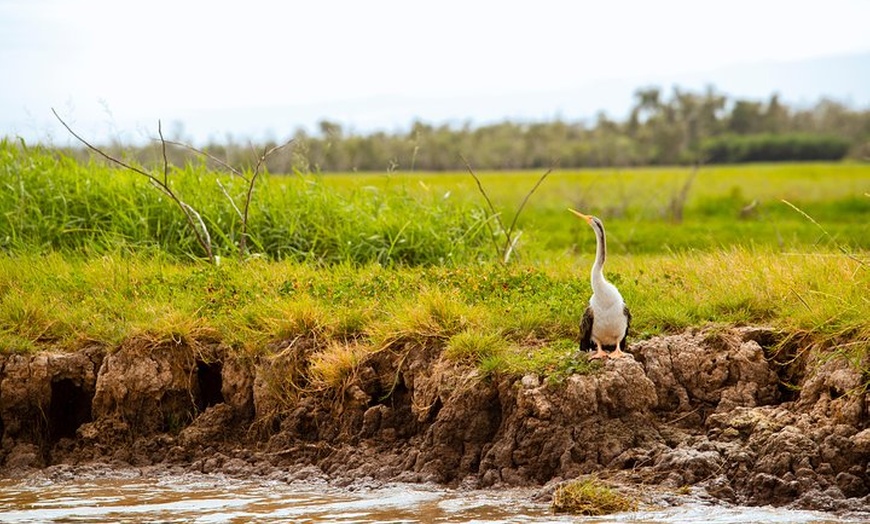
[0, 140, 492, 264]
[0, 249, 866, 381]
[2, 141, 868, 263]
[0, 140, 868, 383]
[321, 164, 869, 257]
[552, 477, 638, 515]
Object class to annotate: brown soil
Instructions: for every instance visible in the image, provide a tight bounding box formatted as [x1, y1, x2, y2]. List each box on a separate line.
[1, 326, 868, 512]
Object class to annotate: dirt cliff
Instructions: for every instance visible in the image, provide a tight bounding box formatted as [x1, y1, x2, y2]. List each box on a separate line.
[0, 326, 867, 511]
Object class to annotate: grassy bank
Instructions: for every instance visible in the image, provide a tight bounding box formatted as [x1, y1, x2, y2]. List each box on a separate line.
[1, 249, 866, 381]
[0, 140, 868, 382]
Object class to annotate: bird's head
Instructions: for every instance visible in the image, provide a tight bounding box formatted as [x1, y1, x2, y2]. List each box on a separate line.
[568, 209, 598, 227]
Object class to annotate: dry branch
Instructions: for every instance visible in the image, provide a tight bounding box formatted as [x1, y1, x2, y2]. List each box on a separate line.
[52, 108, 215, 263]
[462, 155, 555, 264]
[162, 137, 294, 259]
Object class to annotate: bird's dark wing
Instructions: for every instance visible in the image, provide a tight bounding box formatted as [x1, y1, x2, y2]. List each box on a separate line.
[579, 306, 594, 351]
[620, 305, 632, 351]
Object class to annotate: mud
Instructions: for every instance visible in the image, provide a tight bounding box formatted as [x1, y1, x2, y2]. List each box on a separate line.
[1, 327, 868, 513]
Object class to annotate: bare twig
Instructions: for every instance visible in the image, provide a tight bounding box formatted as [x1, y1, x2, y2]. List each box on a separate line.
[461, 155, 504, 258]
[164, 140, 244, 178]
[158, 122, 169, 186]
[504, 165, 554, 254]
[52, 108, 215, 263]
[238, 140, 294, 258]
[164, 136, 294, 259]
[180, 201, 212, 254]
[216, 179, 244, 222]
[461, 155, 506, 232]
[503, 231, 523, 265]
[53, 109, 161, 185]
[461, 155, 554, 264]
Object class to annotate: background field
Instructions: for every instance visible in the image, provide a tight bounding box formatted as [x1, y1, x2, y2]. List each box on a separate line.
[322, 163, 870, 257]
[0, 141, 867, 377]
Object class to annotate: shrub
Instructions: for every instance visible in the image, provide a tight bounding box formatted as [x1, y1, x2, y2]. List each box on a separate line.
[702, 134, 850, 163]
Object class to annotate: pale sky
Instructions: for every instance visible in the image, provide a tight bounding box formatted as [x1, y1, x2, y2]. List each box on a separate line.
[2, 0, 870, 144]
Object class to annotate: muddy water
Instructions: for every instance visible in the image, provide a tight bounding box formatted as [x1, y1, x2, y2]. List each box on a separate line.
[0, 471, 863, 524]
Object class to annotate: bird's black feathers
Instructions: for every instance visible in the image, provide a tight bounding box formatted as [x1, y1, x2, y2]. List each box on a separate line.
[579, 306, 594, 352]
[577, 305, 632, 352]
[621, 305, 632, 351]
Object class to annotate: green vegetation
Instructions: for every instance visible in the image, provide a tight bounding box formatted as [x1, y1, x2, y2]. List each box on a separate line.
[0, 140, 491, 264]
[3, 141, 868, 261]
[0, 140, 868, 385]
[552, 477, 638, 515]
[0, 248, 866, 378]
[58, 87, 870, 171]
[703, 134, 852, 163]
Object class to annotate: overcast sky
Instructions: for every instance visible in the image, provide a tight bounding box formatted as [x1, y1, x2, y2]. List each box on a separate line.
[2, 0, 870, 144]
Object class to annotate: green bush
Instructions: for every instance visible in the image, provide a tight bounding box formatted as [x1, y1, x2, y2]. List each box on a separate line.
[702, 134, 850, 163]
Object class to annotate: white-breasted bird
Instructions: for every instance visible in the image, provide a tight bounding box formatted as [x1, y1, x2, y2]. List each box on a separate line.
[570, 209, 631, 359]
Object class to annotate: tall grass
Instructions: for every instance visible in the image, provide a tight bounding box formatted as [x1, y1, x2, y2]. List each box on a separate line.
[0, 140, 491, 264]
[322, 164, 869, 256]
[2, 141, 868, 263]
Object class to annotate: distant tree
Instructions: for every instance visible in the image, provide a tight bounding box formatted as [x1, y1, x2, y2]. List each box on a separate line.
[59, 86, 870, 171]
[763, 94, 788, 134]
[728, 100, 764, 134]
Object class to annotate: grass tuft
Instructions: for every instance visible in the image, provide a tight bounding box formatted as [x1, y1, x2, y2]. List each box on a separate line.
[552, 477, 638, 516]
[0, 293, 64, 344]
[444, 330, 507, 365]
[367, 287, 482, 349]
[307, 340, 376, 391]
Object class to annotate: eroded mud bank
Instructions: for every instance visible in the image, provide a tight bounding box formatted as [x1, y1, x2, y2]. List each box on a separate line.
[1, 327, 868, 511]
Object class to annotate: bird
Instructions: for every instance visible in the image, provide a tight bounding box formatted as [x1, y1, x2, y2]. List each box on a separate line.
[569, 209, 631, 359]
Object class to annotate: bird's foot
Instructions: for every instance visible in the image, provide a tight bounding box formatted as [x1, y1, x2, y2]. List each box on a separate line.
[609, 348, 629, 359]
[589, 349, 609, 360]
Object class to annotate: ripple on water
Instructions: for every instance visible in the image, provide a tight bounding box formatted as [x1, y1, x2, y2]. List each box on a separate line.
[0, 473, 865, 524]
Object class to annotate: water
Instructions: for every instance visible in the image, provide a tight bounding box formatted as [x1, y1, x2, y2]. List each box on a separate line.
[0, 471, 863, 523]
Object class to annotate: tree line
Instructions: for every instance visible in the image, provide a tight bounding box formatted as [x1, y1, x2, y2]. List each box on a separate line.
[64, 86, 869, 172]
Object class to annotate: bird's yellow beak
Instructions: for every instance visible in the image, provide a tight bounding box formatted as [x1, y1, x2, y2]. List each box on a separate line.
[568, 208, 594, 224]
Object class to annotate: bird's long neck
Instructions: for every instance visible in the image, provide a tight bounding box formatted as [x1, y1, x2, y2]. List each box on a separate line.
[590, 220, 608, 293]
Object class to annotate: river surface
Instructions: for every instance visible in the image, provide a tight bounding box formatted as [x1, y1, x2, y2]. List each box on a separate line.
[0, 470, 864, 524]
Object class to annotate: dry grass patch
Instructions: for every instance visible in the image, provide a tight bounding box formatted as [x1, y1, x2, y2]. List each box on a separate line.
[307, 340, 377, 391]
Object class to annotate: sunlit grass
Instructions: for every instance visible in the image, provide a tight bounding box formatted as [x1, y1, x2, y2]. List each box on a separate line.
[552, 477, 638, 516]
[0, 141, 492, 264]
[366, 287, 484, 350]
[444, 330, 507, 365]
[308, 340, 377, 391]
[320, 164, 870, 256]
[1, 248, 865, 379]
[329, 163, 870, 207]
